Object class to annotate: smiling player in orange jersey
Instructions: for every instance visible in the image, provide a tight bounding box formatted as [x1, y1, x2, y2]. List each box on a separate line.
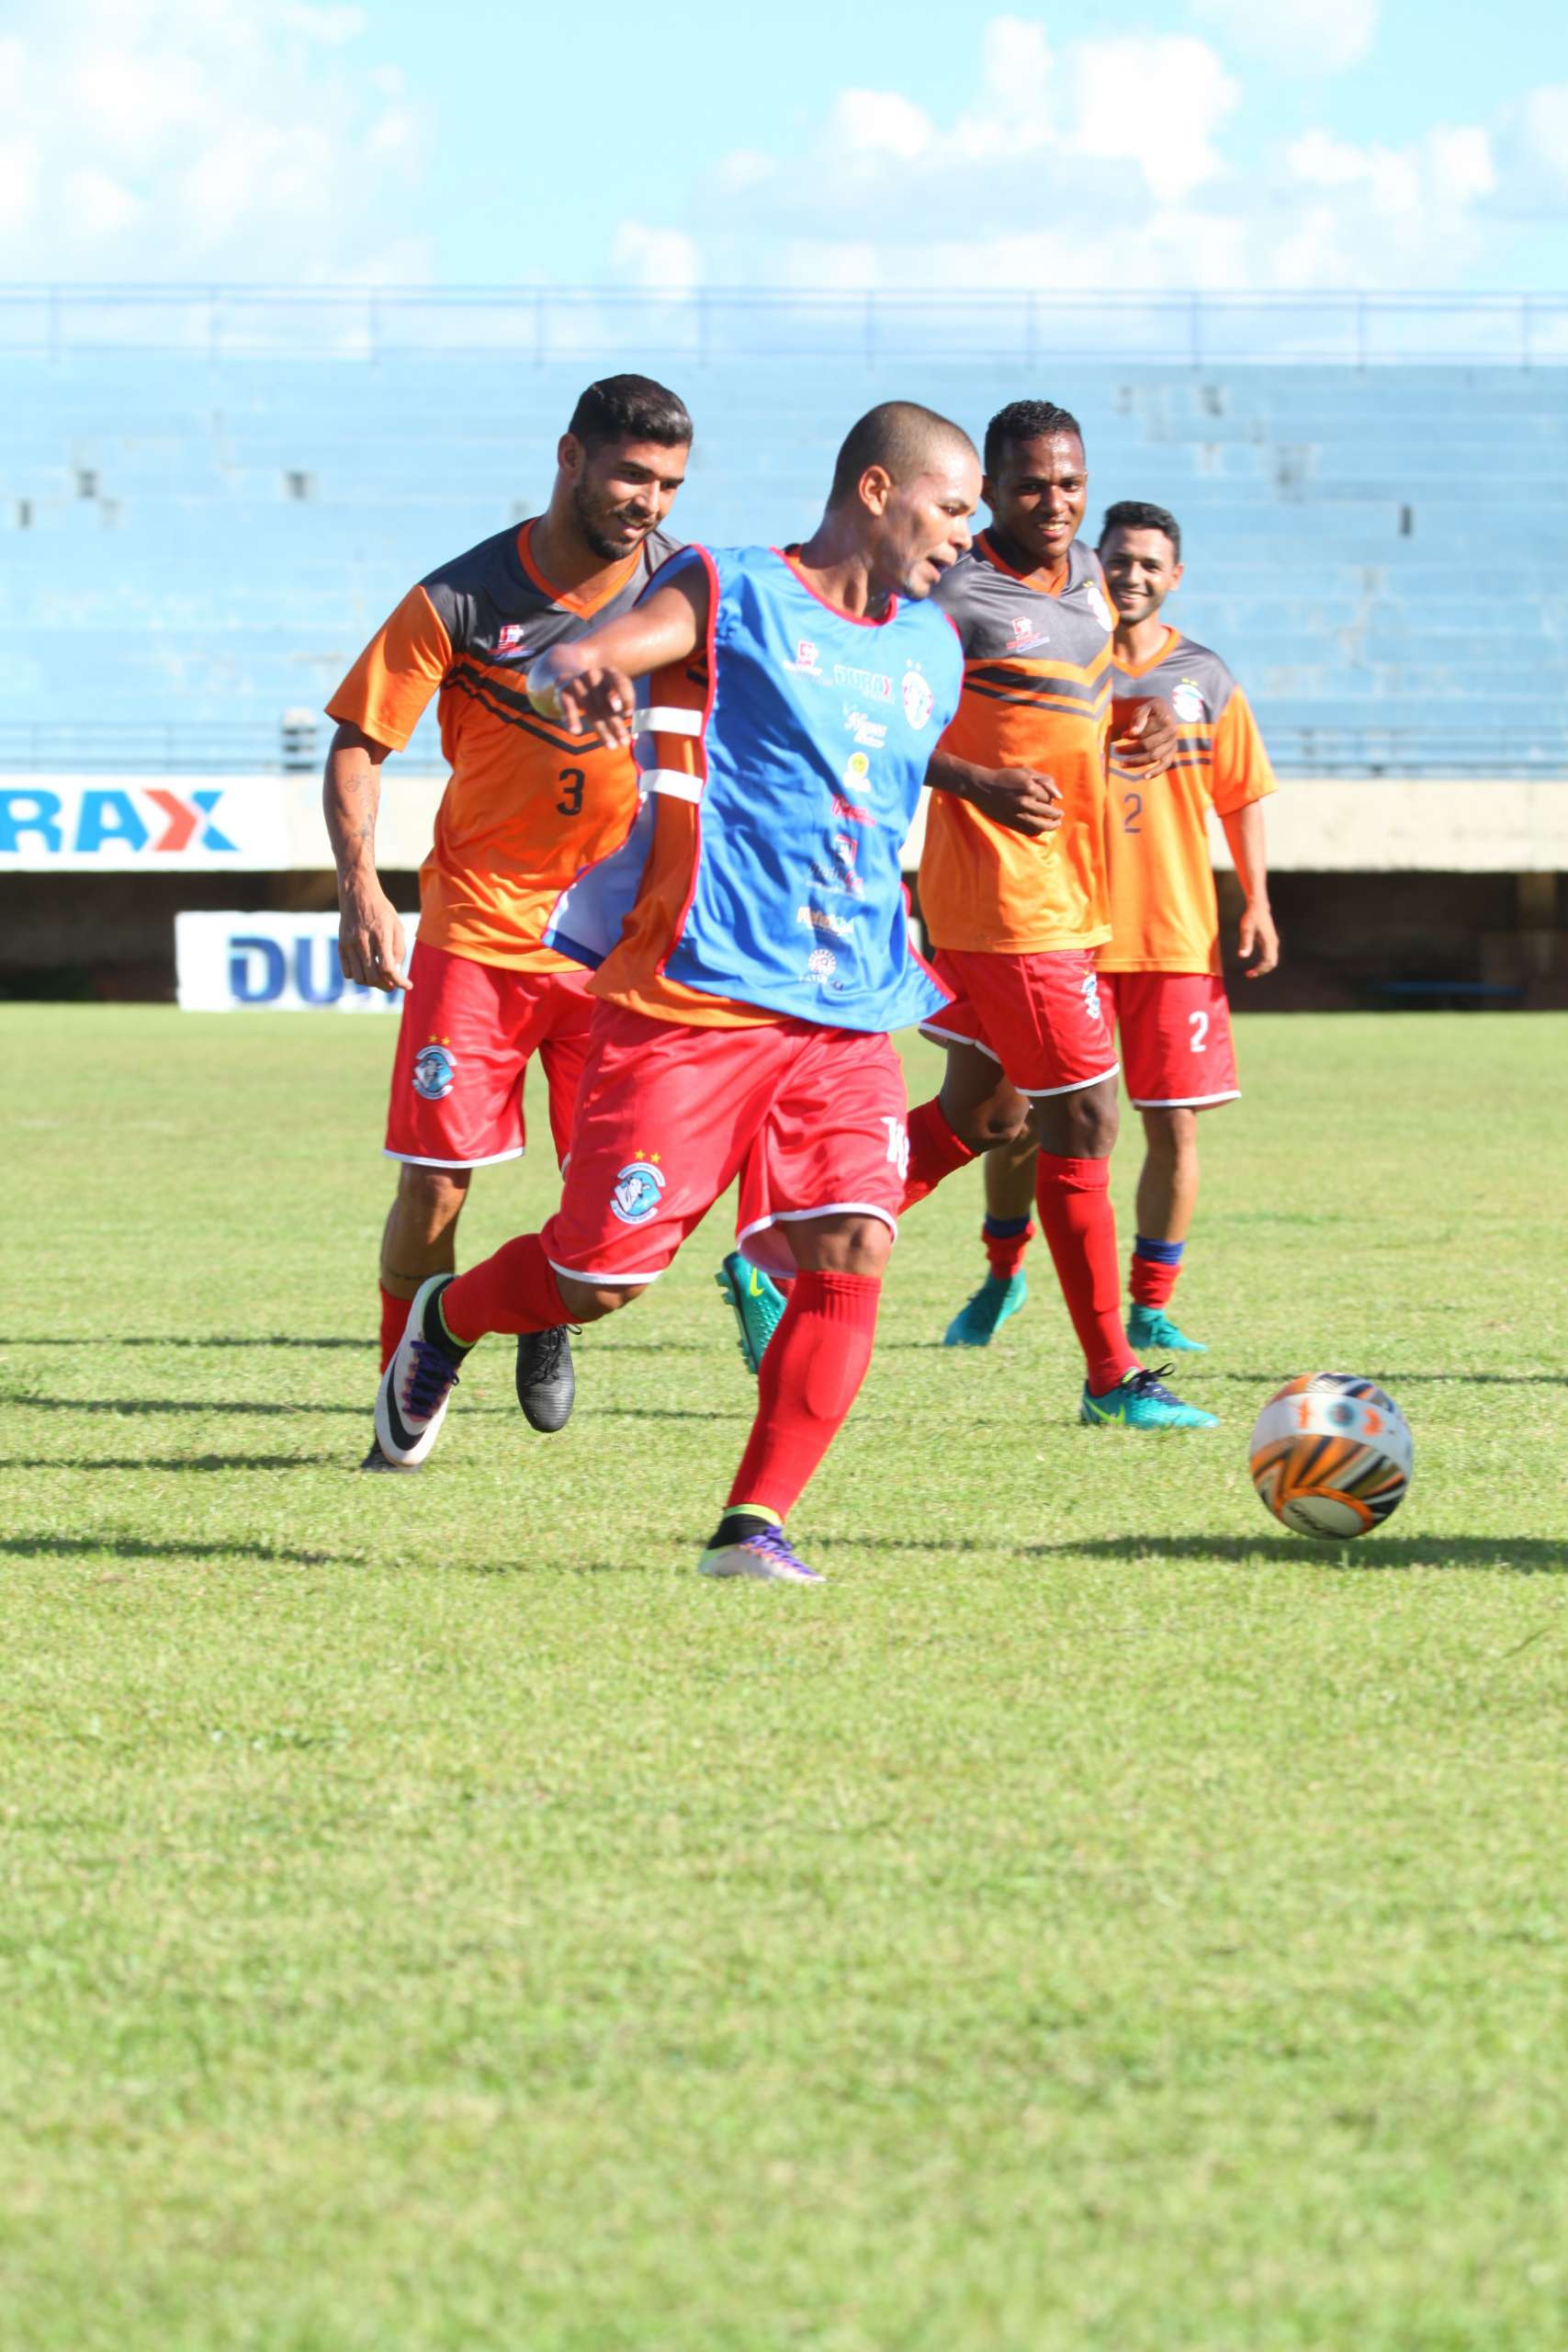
[944, 498, 1280, 1359]
[896, 401, 1215, 1429]
[322, 375, 692, 1464]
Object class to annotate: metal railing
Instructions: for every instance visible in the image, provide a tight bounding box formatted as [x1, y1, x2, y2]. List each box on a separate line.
[1, 285, 1566, 368]
[1, 716, 1563, 781]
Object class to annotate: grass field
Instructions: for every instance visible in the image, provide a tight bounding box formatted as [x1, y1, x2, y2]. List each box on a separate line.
[4, 1004, 1567, 2351]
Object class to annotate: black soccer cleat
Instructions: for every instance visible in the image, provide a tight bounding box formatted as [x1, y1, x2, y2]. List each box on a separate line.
[515, 1325, 576, 1433]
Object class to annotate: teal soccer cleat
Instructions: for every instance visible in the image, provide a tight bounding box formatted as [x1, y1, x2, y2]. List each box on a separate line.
[715, 1250, 787, 1373]
[942, 1272, 1028, 1348]
[1079, 1366, 1219, 1430]
[1128, 1302, 1207, 1354]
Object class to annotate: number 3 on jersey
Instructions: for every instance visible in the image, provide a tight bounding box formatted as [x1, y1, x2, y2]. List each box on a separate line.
[556, 765, 585, 817]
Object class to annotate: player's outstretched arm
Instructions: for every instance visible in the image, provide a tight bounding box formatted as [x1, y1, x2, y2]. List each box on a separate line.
[926, 752, 1063, 837]
[1221, 800, 1280, 977]
[527, 573, 708, 750]
[323, 721, 410, 992]
[1109, 697, 1179, 776]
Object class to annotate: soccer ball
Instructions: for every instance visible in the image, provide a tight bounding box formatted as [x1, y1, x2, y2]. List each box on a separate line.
[1248, 1374, 1413, 1540]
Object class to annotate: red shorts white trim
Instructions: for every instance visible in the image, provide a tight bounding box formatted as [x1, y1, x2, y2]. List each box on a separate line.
[1097, 971, 1239, 1109]
[543, 1002, 909, 1285]
[385, 941, 595, 1170]
[920, 945, 1121, 1097]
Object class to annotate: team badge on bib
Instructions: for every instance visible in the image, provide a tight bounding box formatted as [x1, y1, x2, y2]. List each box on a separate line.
[1172, 679, 1205, 722]
[611, 1158, 666, 1225]
[901, 665, 934, 731]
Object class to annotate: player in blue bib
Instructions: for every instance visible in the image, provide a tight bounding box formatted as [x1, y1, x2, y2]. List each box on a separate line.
[373, 403, 987, 1584]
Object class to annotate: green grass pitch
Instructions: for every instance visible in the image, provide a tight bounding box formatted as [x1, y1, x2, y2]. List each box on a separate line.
[4, 1005, 1566, 2351]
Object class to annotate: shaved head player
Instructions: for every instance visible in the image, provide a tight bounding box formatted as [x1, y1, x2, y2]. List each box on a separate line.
[372, 401, 981, 1584]
[322, 375, 692, 1464]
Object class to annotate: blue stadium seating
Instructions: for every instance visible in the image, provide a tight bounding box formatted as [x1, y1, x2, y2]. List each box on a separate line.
[2, 349, 1564, 775]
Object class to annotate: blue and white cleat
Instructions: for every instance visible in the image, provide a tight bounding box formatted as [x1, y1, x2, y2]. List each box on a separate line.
[1079, 1365, 1218, 1430]
[943, 1272, 1028, 1347]
[715, 1250, 787, 1374]
[375, 1274, 469, 1465]
[1128, 1303, 1207, 1354]
[698, 1526, 824, 1584]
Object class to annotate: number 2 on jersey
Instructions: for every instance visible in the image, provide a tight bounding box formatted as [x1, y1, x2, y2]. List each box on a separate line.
[556, 765, 585, 817]
[1122, 791, 1143, 832]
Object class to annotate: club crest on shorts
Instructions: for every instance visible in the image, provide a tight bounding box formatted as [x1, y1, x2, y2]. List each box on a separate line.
[412, 1042, 456, 1101]
[611, 1156, 666, 1226]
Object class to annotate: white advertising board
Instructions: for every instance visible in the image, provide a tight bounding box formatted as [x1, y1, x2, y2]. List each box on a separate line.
[0, 775, 445, 873]
[175, 910, 407, 1012]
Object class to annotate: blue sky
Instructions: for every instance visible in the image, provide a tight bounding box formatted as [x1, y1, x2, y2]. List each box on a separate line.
[1, 0, 1563, 289]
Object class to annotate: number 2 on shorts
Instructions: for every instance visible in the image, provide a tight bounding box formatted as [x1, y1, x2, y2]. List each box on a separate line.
[1189, 1009, 1210, 1054]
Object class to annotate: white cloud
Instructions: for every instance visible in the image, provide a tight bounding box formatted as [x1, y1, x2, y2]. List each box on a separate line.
[635, 13, 1540, 297]
[0, 2, 431, 279]
[829, 90, 932, 163]
[611, 220, 702, 291]
[63, 168, 141, 237]
[1068, 36, 1240, 202]
[0, 138, 39, 235]
[280, 4, 368, 40]
[1193, 0, 1378, 74]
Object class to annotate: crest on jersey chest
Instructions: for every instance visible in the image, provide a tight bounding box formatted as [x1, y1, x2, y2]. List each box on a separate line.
[1171, 678, 1206, 722]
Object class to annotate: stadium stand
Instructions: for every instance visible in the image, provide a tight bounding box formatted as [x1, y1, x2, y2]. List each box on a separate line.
[1, 291, 1564, 1000]
[2, 309, 1566, 775]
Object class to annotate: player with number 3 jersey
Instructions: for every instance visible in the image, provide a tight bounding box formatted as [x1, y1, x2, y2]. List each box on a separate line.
[321, 375, 692, 1455]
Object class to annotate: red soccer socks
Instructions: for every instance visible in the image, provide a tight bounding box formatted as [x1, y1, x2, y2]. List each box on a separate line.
[1033, 1153, 1137, 1395]
[901, 1097, 976, 1213]
[378, 1283, 411, 1373]
[1130, 1236, 1184, 1308]
[983, 1215, 1034, 1282]
[440, 1234, 570, 1345]
[727, 1268, 881, 1521]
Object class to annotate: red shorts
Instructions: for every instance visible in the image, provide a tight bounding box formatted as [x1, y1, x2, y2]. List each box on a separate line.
[920, 945, 1121, 1097]
[385, 941, 595, 1170]
[543, 1002, 909, 1285]
[1098, 972, 1239, 1109]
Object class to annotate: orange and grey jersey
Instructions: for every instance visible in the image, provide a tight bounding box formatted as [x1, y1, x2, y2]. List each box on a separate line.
[919, 533, 1116, 955]
[1104, 628, 1276, 977]
[327, 520, 682, 972]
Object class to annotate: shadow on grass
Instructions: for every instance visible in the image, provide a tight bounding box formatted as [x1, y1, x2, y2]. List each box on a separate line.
[1209, 1370, 1559, 1389]
[0, 1334, 368, 1351]
[815, 1529, 1566, 1575]
[1, 1532, 354, 1566]
[0, 1453, 329, 1473]
[0, 1394, 514, 1420]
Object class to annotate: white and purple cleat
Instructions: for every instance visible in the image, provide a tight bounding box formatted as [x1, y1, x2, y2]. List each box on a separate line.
[698, 1525, 824, 1584]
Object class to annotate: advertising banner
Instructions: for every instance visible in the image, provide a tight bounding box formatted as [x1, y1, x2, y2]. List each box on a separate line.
[0, 775, 445, 872]
[175, 911, 407, 1012]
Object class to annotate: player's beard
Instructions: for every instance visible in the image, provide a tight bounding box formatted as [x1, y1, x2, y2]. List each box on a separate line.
[572, 481, 649, 563]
